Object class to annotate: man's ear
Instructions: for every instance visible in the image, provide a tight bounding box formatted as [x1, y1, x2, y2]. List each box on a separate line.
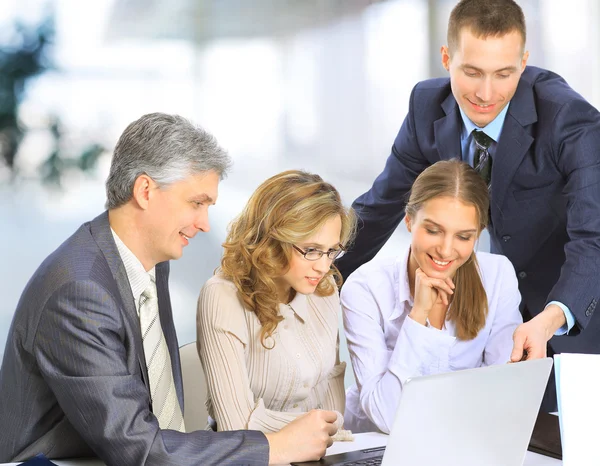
[521, 50, 529, 72]
[405, 215, 412, 232]
[132, 174, 153, 210]
[440, 45, 451, 72]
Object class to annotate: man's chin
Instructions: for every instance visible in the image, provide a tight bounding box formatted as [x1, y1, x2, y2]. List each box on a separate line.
[459, 103, 491, 125]
[467, 114, 495, 128]
[167, 249, 184, 261]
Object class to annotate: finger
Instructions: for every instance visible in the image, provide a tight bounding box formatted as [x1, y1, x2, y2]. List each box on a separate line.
[416, 272, 454, 296]
[427, 279, 454, 296]
[417, 271, 454, 292]
[318, 409, 338, 423]
[325, 421, 338, 436]
[326, 435, 334, 448]
[510, 330, 525, 362]
[438, 289, 449, 306]
[414, 268, 426, 282]
[525, 343, 547, 360]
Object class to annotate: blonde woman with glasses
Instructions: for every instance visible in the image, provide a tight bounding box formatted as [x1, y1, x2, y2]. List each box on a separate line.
[197, 170, 356, 436]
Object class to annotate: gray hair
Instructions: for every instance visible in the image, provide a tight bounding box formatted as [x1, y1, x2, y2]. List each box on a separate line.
[105, 112, 232, 209]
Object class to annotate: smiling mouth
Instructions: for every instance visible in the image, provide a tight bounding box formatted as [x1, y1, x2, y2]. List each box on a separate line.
[432, 258, 450, 266]
[180, 232, 190, 241]
[468, 99, 495, 110]
[428, 254, 454, 268]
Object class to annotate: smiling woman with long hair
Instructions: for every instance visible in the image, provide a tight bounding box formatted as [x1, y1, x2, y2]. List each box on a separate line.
[197, 170, 356, 434]
[341, 159, 523, 434]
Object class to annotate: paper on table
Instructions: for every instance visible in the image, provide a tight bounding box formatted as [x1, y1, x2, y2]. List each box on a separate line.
[553, 355, 563, 442]
[554, 353, 600, 466]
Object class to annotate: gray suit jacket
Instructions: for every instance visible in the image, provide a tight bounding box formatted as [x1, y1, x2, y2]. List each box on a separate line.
[0, 212, 269, 465]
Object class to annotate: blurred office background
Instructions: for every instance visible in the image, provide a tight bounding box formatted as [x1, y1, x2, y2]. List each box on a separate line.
[1, 0, 599, 389]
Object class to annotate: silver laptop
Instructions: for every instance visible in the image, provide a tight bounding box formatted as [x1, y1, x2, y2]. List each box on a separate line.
[293, 358, 553, 466]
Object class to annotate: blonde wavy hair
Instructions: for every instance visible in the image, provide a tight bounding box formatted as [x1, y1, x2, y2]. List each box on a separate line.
[220, 170, 357, 348]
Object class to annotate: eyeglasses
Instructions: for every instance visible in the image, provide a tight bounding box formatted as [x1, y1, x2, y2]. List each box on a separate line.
[292, 244, 346, 261]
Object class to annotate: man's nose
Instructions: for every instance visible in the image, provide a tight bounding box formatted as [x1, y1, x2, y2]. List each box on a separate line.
[476, 77, 493, 102]
[194, 211, 210, 233]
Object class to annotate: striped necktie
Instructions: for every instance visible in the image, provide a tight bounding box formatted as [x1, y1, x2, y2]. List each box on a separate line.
[472, 129, 494, 187]
[139, 279, 185, 432]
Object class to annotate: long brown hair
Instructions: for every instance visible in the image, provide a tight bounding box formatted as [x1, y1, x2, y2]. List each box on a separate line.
[220, 170, 357, 347]
[405, 159, 489, 340]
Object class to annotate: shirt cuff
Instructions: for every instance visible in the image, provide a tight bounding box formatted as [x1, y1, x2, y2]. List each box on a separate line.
[547, 301, 575, 335]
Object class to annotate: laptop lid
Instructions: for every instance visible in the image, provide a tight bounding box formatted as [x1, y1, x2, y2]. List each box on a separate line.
[293, 358, 552, 466]
[381, 357, 553, 466]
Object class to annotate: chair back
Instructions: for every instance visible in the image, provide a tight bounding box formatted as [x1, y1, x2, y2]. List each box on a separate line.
[179, 341, 208, 432]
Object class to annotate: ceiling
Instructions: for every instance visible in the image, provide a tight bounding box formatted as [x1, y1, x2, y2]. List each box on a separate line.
[106, 0, 386, 43]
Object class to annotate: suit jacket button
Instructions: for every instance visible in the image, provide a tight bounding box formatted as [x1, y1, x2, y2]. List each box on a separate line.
[518, 271, 527, 279]
[502, 235, 511, 242]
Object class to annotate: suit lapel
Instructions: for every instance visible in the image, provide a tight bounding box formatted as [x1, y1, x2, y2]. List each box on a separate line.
[433, 92, 463, 161]
[491, 78, 537, 227]
[155, 261, 184, 411]
[89, 212, 150, 393]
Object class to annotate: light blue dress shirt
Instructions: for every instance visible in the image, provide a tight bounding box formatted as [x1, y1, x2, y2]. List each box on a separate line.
[458, 106, 575, 335]
[459, 105, 508, 165]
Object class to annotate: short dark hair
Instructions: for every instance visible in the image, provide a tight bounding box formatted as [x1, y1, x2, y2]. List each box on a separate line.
[447, 0, 526, 53]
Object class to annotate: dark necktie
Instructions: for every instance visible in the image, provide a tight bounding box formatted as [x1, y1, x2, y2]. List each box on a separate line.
[472, 130, 493, 187]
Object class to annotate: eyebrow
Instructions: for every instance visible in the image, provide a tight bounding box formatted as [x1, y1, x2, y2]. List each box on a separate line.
[190, 194, 216, 205]
[300, 242, 342, 250]
[460, 64, 519, 74]
[423, 219, 478, 234]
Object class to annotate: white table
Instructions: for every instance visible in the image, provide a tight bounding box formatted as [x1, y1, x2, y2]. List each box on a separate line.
[1, 432, 562, 465]
[326, 432, 561, 465]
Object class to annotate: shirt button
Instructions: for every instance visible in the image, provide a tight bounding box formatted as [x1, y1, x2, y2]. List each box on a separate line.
[303, 383, 309, 388]
[296, 353, 301, 358]
[502, 235, 511, 242]
[518, 271, 527, 279]
[293, 403, 298, 408]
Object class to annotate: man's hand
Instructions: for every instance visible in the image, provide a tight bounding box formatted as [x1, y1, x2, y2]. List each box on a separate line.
[265, 409, 338, 465]
[510, 304, 567, 362]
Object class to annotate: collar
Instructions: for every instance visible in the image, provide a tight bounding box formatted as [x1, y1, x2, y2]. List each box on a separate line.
[111, 228, 155, 304]
[389, 248, 414, 322]
[281, 290, 310, 322]
[459, 102, 510, 143]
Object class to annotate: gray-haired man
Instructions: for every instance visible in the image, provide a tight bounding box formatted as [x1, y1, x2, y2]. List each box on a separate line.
[0, 113, 337, 465]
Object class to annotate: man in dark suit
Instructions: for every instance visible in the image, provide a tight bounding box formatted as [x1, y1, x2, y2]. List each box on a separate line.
[0, 113, 338, 465]
[337, 0, 600, 411]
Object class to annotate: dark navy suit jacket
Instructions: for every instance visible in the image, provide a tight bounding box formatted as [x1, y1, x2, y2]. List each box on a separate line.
[338, 66, 600, 357]
[0, 212, 269, 465]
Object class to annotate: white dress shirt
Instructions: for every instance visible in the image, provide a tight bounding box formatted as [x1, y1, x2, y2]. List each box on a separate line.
[341, 249, 523, 434]
[110, 228, 154, 312]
